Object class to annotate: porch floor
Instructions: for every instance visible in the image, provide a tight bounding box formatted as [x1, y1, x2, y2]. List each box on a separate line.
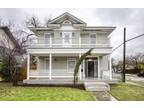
[23, 78, 119, 85]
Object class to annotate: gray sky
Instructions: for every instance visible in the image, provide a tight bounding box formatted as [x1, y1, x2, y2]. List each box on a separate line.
[0, 8, 144, 59]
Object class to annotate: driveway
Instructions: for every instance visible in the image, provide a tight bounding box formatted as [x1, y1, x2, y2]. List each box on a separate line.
[126, 74, 144, 81]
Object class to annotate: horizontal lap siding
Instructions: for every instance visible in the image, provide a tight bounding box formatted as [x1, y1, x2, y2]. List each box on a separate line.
[38, 56, 78, 77]
[100, 55, 109, 79]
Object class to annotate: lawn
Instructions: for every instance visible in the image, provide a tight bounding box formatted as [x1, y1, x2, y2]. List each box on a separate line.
[110, 83, 144, 101]
[0, 83, 95, 101]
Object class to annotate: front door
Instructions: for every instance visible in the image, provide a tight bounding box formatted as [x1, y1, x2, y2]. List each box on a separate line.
[85, 58, 98, 78]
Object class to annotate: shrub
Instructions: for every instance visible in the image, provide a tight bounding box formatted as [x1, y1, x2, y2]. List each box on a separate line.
[0, 55, 20, 83]
[17, 67, 27, 81]
[0, 56, 12, 81]
[137, 70, 144, 77]
[125, 68, 140, 74]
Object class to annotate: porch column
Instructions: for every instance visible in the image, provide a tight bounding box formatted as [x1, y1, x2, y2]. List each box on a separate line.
[109, 54, 112, 80]
[50, 36, 52, 48]
[37, 56, 39, 74]
[79, 35, 81, 48]
[79, 54, 82, 80]
[27, 54, 30, 80]
[98, 56, 100, 80]
[49, 53, 52, 80]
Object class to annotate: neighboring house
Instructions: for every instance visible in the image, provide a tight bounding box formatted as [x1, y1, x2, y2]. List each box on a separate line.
[0, 26, 20, 56]
[24, 12, 116, 84]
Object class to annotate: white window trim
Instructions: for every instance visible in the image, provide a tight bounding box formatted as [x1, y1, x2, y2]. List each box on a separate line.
[44, 33, 52, 47]
[62, 20, 72, 25]
[44, 33, 51, 38]
[62, 32, 72, 47]
[89, 33, 97, 44]
[67, 58, 76, 73]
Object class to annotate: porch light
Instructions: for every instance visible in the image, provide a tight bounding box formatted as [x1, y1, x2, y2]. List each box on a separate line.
[87, 58, 93, 61]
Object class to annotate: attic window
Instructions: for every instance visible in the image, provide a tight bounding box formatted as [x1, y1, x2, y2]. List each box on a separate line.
[63, 20, 72, 24]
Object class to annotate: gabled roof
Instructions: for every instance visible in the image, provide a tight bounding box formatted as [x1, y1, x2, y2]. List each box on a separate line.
[0, 26, 20, 49]
[49, 12, 86, 24]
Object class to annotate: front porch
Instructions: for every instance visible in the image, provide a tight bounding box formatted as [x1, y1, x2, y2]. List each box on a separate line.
[26, 53, 113, 82]
[23, 78, 119, 85]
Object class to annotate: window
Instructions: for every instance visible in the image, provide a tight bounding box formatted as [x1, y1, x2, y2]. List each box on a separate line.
[67, 58, 76, 73]
[44, 33, 51, 44]
[63, 20, 72, 24]
[90, 33, 96, 44]
[62, 32, 72, 47]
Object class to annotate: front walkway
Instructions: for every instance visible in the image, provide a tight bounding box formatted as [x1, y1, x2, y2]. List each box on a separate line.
[93, 91, 117, 101]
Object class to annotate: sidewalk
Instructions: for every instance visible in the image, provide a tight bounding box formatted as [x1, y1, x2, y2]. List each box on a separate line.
[93, 91, 117, 101]
[126, 81, 144, 87]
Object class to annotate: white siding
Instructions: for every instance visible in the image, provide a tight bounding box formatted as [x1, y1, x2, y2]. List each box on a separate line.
[0, 29, 15, 49]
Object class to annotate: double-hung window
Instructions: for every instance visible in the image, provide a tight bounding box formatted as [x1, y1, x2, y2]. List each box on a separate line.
[44, 33, 51, 47]
[62, 32, 72, 47]
[90, 33, 96, 45]
[67, 58, 76, 73]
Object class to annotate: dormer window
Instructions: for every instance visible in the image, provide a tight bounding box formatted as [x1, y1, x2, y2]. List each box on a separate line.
[62, 20, 72, 25]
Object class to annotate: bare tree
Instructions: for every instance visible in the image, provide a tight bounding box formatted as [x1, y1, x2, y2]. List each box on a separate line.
[25, 15, 41, 27]
[44, 16, 51, 27]
[112, 58, 118, 73]
[0, 17, 3, 25]
[128, 53, 144, 69]
[0, 18, 34, 85]
[73, 48, 93, 84]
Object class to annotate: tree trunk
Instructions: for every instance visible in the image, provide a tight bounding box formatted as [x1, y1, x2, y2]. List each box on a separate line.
[73, 48, 93, 85]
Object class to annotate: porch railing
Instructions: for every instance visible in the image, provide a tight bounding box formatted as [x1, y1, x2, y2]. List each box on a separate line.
[27, 37, 110, 48]
[29, 69, 74, 78]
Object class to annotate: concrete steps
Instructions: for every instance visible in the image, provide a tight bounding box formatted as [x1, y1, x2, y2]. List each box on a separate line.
[84, 82, 110, 91]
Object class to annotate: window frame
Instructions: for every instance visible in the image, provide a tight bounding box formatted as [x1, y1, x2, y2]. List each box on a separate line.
[43, 33, 51, 44]
[90, 33, 97, 44]
[67, 58, 76, 73]
[62, 32, 72, 47]
[62, 20, 72, 25]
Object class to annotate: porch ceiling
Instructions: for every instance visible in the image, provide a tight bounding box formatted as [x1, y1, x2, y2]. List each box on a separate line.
[29, 53, 108, 57]
[31, 53, 79, 56]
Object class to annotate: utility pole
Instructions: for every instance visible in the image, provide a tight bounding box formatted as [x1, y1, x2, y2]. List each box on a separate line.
[122, 28, 126, 82]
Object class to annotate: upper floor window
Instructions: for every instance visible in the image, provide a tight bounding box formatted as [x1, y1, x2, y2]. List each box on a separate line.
[90, 33, 96, 44]
[43, 33, 51, 44]
[62, 32, 72, 47]
[62, 20, 72, 25]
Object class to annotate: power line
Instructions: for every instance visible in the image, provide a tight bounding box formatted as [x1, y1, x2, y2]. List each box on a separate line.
[112, 33, 144, 52]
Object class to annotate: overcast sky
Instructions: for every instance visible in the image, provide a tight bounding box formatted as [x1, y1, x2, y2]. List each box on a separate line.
[0, 8, 144, 59]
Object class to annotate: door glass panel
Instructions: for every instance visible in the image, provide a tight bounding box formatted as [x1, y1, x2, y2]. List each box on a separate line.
[85, 58, 98, 78]
[88, 61, 94, 77]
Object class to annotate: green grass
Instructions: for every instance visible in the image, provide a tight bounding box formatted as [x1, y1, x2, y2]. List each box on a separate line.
[0, 83, 95, 101]
[110, 83, 144, 101]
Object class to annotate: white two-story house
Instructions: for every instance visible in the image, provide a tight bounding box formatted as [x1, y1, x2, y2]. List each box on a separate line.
[24, 12, 116, 84]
